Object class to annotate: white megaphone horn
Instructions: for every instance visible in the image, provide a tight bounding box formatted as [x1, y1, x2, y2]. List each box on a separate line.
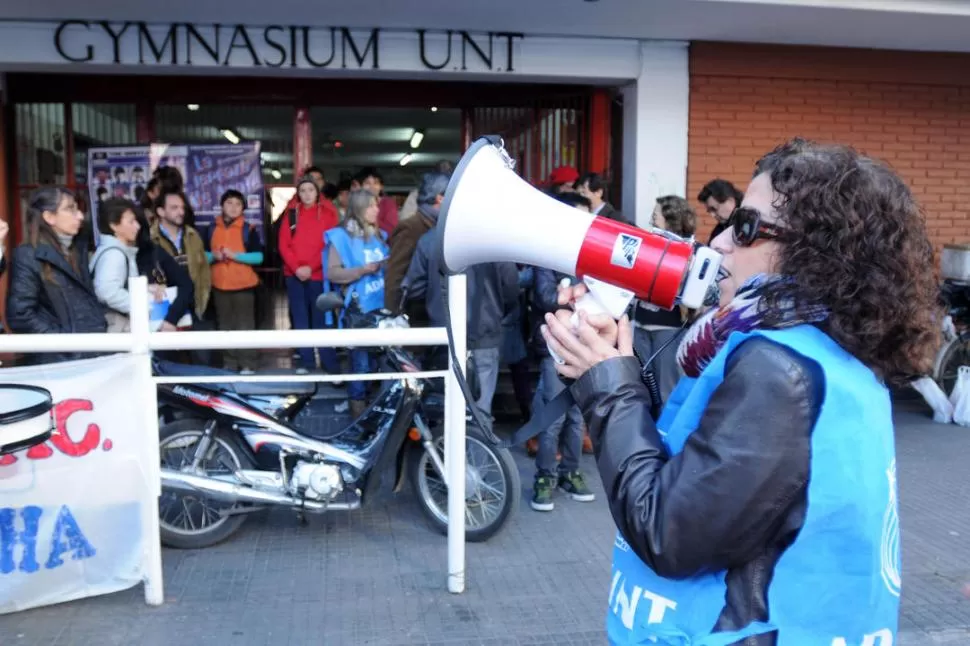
[437, 136, 724, 324]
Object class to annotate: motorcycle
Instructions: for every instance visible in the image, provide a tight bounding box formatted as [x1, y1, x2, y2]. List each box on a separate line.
[153, 293, 520, 549]
[933, 279, 970, 394]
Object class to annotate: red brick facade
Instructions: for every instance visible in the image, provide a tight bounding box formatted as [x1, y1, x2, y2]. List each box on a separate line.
[687, 42, 970, 250]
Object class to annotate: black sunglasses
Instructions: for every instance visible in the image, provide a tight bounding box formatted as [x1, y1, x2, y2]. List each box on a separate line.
[728, 207, 790, 246]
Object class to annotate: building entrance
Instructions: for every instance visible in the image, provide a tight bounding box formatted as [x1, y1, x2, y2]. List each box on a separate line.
[2, 72, 616, 331]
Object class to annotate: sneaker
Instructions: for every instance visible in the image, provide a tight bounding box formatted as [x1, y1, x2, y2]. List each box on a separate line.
[558, 471, 595, 502]
[295, 367, 310, 375]
[239, 368, 255, 376]
[530, 474, 556, 512]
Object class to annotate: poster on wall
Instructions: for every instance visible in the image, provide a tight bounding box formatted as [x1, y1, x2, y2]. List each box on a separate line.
[0, 354, 150, 614]
[87, 142, 264, 238]
[182, 143, 264, 231]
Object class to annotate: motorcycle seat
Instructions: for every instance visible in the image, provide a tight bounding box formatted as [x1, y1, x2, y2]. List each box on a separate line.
[152, 359, 318, 396]
[231, 381, 317, 397]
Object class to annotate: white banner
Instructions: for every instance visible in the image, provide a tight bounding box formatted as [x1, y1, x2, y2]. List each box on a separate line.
[0, 354, 151, 614]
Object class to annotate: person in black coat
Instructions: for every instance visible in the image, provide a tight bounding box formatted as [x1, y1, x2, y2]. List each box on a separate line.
[6, 188, 107, 364]
[132, 205, 194, 331]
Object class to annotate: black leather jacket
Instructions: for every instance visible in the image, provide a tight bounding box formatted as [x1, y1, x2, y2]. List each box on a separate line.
[571, 337, 824, 645]
[7, 242, 107, 364]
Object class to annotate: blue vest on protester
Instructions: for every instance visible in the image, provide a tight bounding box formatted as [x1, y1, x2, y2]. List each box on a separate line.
[608, 325, 900, 646]
[323, 227, 389, 322]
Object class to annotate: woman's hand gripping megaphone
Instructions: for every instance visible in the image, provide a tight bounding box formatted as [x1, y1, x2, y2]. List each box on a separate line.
[543, 276, 634, 367]
[541, 281, 636, 380]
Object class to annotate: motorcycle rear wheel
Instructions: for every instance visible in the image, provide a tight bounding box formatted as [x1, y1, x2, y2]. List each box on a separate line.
[409, 425, 521, 542]
[934, 335, 970, 396]
[158, 419, 254, 549]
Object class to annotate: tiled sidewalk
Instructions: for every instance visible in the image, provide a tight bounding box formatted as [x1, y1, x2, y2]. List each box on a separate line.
[2, 406, 969, 645]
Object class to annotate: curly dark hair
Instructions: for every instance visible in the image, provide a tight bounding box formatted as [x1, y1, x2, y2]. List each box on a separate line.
[755, 138, 940, 384]
[655, 195, 696, 238]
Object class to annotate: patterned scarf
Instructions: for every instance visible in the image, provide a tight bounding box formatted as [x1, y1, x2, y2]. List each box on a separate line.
[676, 273, 829, 378]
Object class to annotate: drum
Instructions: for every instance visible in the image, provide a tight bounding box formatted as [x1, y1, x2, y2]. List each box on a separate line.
[0, 384, 55, 456]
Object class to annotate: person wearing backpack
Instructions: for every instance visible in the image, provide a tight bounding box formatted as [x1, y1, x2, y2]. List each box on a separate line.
[205, 190, 264, 373]
[278, 175, 340, 374]
[89, 197, 145, 332]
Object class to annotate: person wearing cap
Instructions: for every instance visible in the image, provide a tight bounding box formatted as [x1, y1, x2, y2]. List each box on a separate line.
[278, 175, 340, 374]
[547, 166, 579, 195]
[383, 171, 451, 319]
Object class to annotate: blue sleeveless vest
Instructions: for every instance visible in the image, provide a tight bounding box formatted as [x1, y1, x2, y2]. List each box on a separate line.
[607, 325, 899, 646]
[323, 227, 389, 321]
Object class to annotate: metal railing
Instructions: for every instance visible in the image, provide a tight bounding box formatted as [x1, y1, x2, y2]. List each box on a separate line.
[0, 274, 470, 605]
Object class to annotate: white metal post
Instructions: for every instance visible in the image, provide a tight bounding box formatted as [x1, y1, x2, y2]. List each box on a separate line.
[445, 273, 468, 594]
[129, 277, 164, 606]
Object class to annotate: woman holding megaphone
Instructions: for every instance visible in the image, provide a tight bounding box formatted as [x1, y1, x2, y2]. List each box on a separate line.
[541, 138, 938, 645]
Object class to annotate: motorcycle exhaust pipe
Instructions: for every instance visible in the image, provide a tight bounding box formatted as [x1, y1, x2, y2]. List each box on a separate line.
[160, 468, 358, 511]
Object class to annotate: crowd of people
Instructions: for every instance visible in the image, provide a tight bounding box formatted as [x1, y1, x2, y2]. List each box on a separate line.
[2, 154, 747, 513]
[0, 136, 939, 642]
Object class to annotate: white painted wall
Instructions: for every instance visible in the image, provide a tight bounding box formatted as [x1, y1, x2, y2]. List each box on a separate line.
[621, 42, 690, 229]
[0, 22, 640, 83]
[4, 0, 970, 53]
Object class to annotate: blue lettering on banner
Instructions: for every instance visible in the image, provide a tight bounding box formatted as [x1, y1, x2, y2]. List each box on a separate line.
[0, 505, 96, 574]
[0, 506, 42, 573]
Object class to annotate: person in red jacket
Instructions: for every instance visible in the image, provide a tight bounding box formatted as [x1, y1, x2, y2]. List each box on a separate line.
[278, 175, 340, 374]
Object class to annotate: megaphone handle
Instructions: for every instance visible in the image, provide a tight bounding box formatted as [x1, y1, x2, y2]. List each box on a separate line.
[546, 280, 616, 366]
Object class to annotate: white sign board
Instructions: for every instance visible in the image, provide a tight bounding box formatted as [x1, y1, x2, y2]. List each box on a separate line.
[0, 354, 151, 614]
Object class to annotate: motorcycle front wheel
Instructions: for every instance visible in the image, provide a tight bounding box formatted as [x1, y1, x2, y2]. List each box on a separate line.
[158, 419, 254, 549]
[409, 425, 521, 542]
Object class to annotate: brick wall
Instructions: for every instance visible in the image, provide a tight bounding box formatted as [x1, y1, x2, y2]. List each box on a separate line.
[687, 43, 970, 249]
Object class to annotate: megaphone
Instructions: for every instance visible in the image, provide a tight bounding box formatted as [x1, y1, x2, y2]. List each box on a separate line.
[438, 137, 723, 323]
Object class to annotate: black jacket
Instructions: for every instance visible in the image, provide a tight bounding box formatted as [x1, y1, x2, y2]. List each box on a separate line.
[137, 243, 195, 327]
[571, 337, 823, 644]
[7, 242, 108, 364]
[530, 267, 578, 358]
[403, 228, 519, 350]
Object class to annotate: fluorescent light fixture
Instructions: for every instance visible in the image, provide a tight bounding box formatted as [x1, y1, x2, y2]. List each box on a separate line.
[399, 153, 413, 166]
[271, 169, 282, 180]
[221, 128, 240, 144]
[187, 104, 200, 111]
[409, 130, 425, 149]
[431, 106, 438, 112]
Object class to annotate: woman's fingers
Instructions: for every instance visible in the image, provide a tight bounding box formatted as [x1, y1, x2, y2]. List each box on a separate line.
[544, 312, 595, 364]
[540, 323, 584, 371]
[577, 310, 619, 346]
[617, 315, 635, 357]
[557, 282, 589, 306]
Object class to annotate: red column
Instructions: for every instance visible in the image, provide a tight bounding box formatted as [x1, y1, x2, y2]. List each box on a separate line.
[293, 106, 312, 178]
[586, 89, 611, 175]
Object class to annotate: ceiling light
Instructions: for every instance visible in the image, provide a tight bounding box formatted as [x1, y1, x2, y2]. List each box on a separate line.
[187, 104, 200, 111]
[221, 128, 240, 144]
[271, 169, 282, 180]
[399, 153, 413, 166]
[409, 130, 425, 149]
[430, 106, 438, 112]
